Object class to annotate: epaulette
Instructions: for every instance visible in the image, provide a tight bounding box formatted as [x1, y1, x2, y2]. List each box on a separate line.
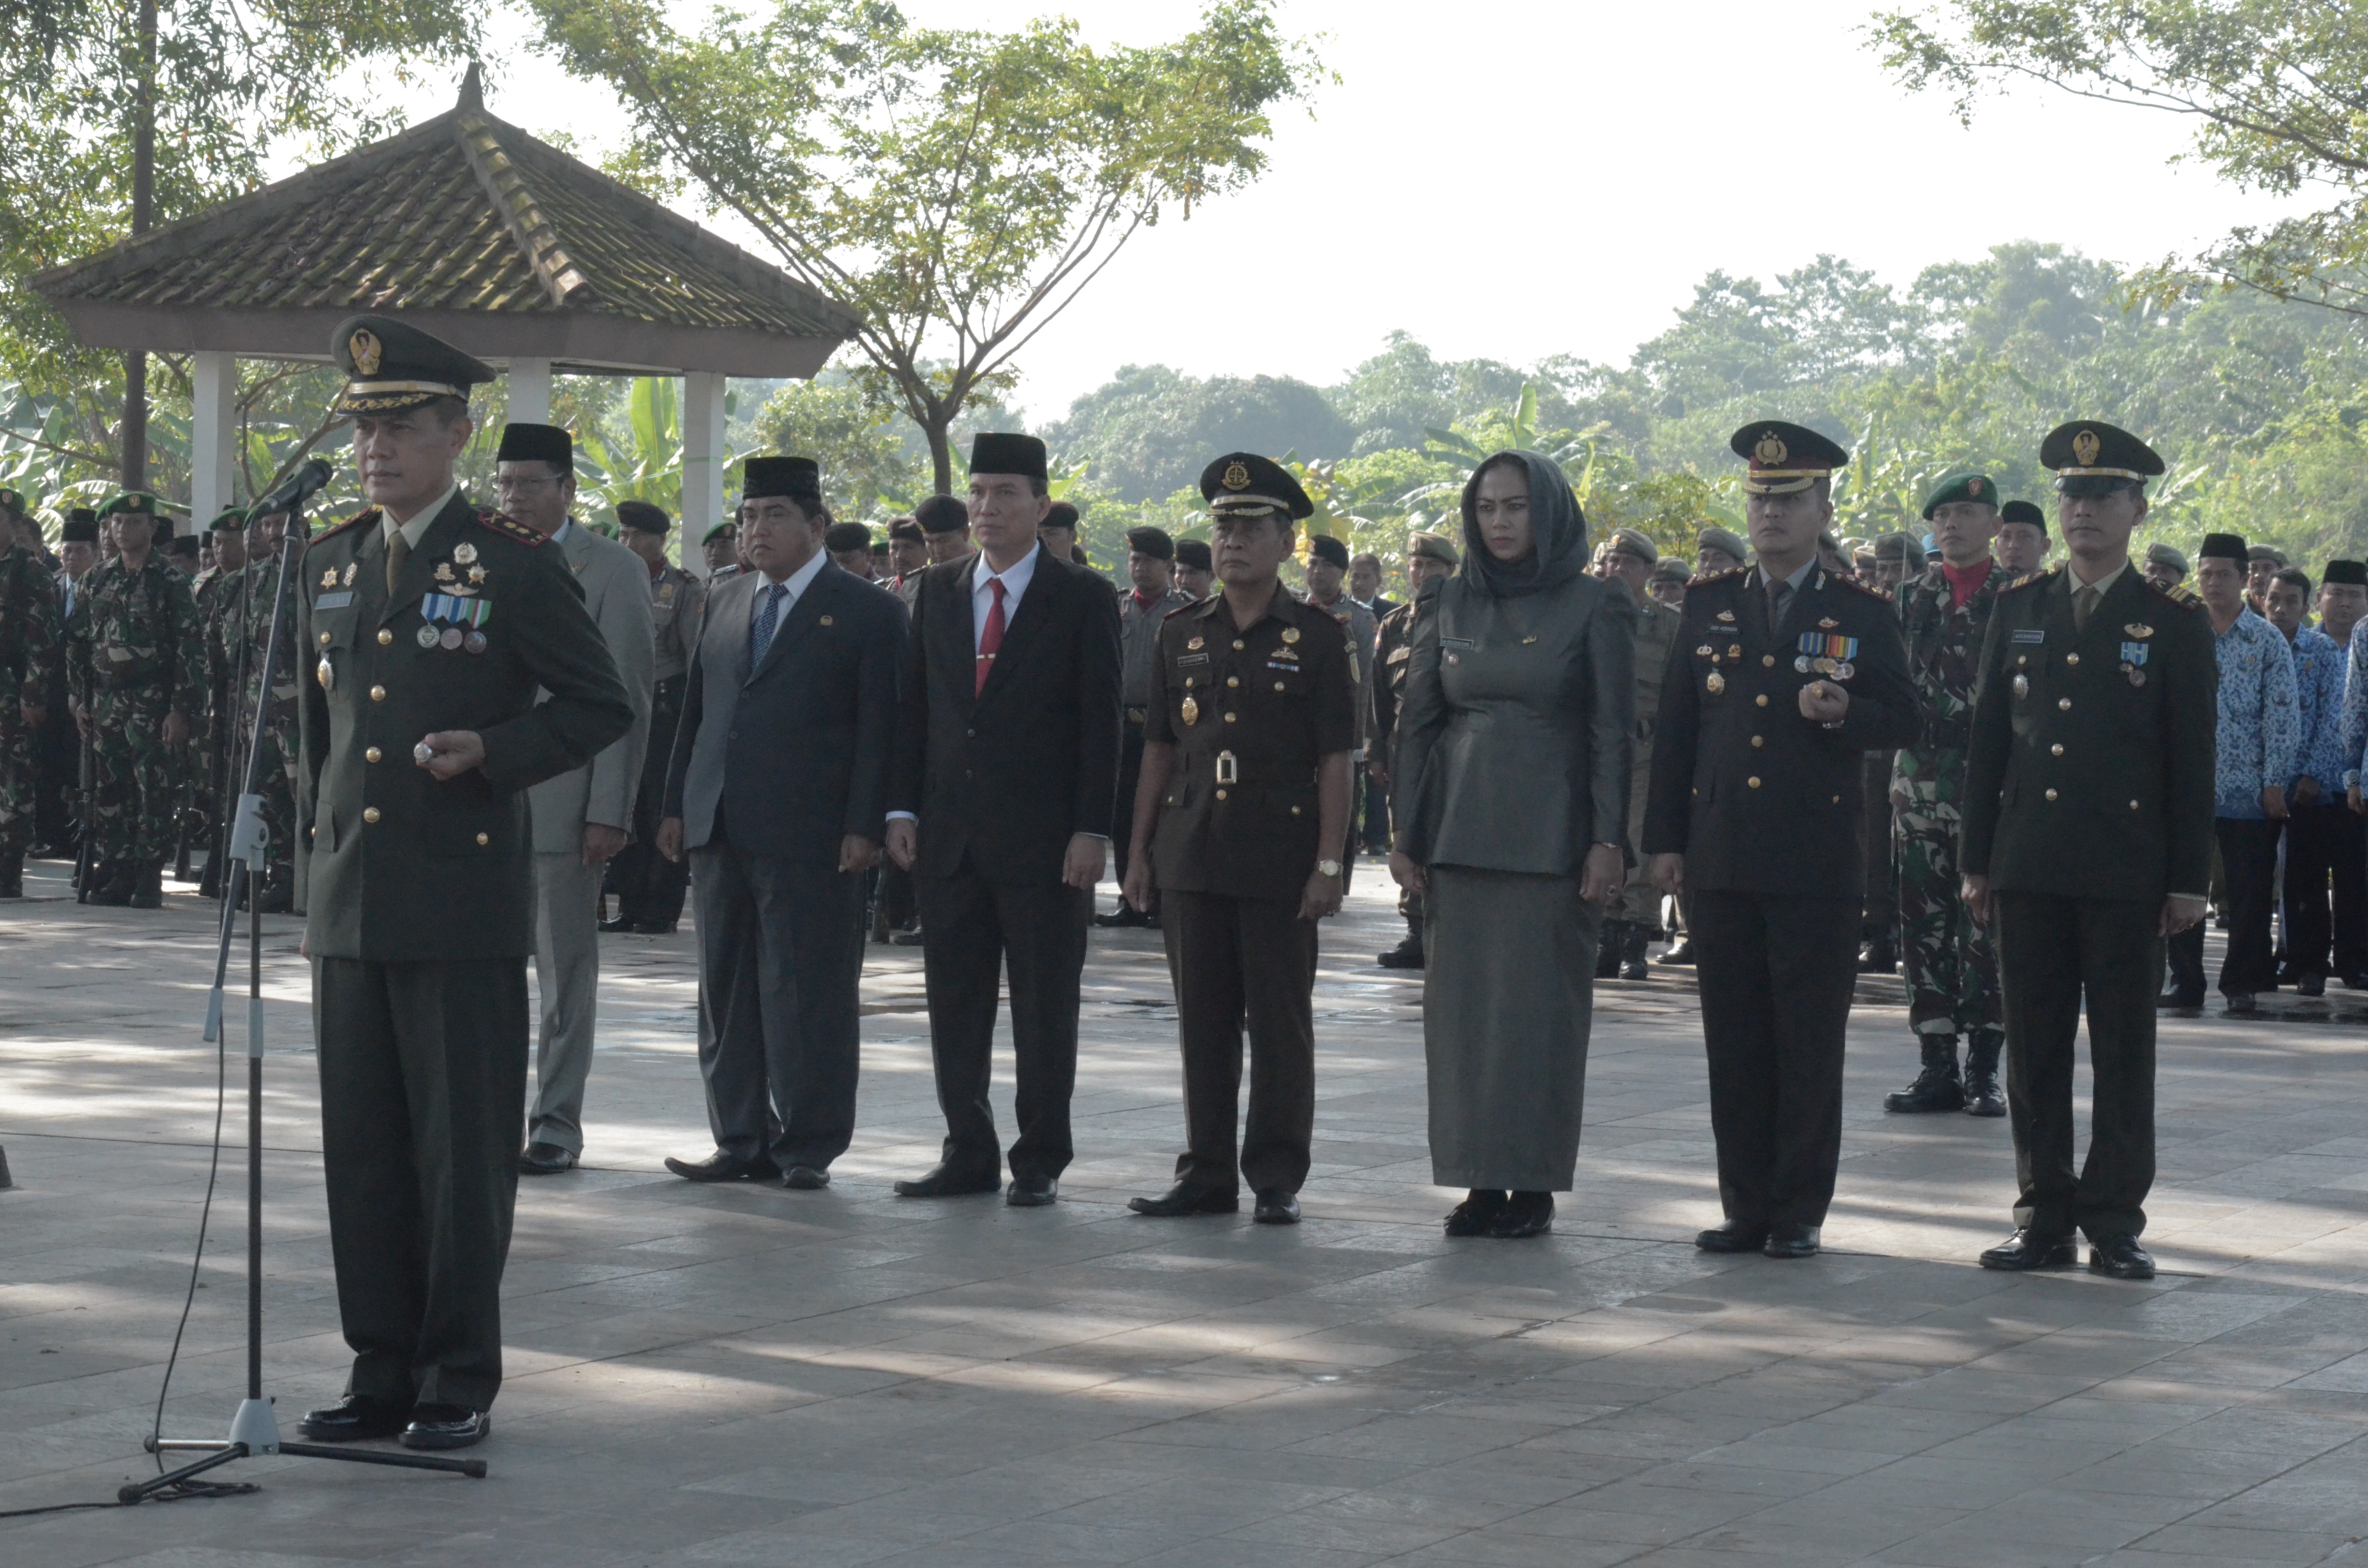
[1686, 564, 1748, 589]
[308, 505, 378, 546]
[474, 507, 548, 547]
[1829, 573, 1892, 602]
[1160, 597, 1207, 621]
[2151, 576, 2205, 608]
[1999, 564, 2065, 595]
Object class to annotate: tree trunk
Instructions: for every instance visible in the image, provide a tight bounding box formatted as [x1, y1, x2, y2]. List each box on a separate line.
[121, 0, 158, 493]
[926, 416, 955, 496]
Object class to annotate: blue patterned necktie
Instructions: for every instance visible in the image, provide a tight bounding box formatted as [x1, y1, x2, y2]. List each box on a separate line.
[750, 582, 786, 666]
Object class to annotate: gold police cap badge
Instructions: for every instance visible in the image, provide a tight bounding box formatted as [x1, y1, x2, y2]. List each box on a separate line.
[1754, 430, 1789, 465]
[350, 327, 382, 377]
[1222, 462, 1251, 491]
[2073, 429, 2101, 467]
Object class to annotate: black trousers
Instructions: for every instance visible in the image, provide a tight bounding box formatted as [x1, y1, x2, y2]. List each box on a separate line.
[2280, 803, 2341, 980]
[1112, 719, 1147, 889]
[691, 841, 867, 1170]
[314, 956, 529, 1414]
[1163, 890, 1317, 1195]
[33, 694, 76, 849]
[1861, 751, 1896, 944]
[611, 674, 691, 929]
[1360, 767, 1391, 853]
[2336, 806, 2368, 977]
[2167, 817, 2280, 997]
[1688, 889, 1857, 1230]
[1993, 892, 2159, 1239]
[914, 866, 1089, 1179]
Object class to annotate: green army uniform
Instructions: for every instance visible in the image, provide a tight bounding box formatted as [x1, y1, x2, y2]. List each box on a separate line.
[298, 316, 630, 1430]
[1617, 590, 1681, 935]
[1886, 475, 2017, 1117]
[1131, 454, 1358, 1219]
[65, 495, 205, 907]
[0, 492, 65, 896]
[191, 509, 249, 897]
[1961, 421, 2215, 1280]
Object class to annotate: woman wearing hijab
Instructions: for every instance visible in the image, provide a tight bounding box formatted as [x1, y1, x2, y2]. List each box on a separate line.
[1388, 451, 1634, 1238]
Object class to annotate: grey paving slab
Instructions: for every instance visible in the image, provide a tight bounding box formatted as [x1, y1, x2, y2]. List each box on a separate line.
[3, 855, 2368, 1566]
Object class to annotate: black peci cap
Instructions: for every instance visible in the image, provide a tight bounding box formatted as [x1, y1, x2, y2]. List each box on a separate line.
[2198, 532, 2247, 564]
[2041, 421, 2164, 497]
[1124, 525, 1174, 561]
[1730, 421, 1848, 496]
[2324, 559, 2368, 587]
[969, 432, 1048, 482]
[743, 456, 820, 502]
[1200, 452, 1313, 521]
[62, 509, 98, 543]
[330, 315, 493, 416]
[495, 423, 572, 468]
[1999, 499, 2046, 534]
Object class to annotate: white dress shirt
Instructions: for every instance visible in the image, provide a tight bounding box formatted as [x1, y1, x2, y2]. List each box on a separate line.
[747, 546, 829, 641]
[970, 543, 1040, 653]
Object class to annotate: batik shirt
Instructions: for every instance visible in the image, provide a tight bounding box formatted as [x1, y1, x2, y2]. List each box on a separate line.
[2285, 625, 2347, 796]
[2212, 608, 2299, 820]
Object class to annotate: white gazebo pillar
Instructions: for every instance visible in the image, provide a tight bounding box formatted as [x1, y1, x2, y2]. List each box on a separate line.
[190, 350, 238, 526]
[507, 357, 552, 425]
[679, 372, 728, 574]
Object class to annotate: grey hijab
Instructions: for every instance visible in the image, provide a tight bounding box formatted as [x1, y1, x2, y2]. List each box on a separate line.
[1458, 449, 1588, 599]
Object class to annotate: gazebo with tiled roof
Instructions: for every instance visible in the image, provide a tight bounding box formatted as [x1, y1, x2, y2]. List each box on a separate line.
[33, 64, 857, 565]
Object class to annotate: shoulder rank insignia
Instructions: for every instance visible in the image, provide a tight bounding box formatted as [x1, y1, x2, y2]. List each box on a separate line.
[1830, 575, 1891, 601]
[307, 505, 377, 546]
[477, 509, 548, 547]
[1689, 565, 1750, 589]
[2001, 564, 2064, 595]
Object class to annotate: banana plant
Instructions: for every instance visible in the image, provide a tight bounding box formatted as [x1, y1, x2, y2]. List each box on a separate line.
[573, 377, 753, 523]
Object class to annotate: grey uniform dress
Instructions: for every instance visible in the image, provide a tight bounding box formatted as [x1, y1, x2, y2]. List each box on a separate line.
[1392, 449, 1634, 1191]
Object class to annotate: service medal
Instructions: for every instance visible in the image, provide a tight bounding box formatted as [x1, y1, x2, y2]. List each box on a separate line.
[464, 631, 488, 655]
[416, 625, 440, 648]
[1181, 693, 1199, 725]
[1795, 655, 1813, 673]
[1281, 626, 1300, 644]
[454, 543, 478, 566]
[1814, 657, 1835, 675]
[316, 656, 333, 692]
[1832, 661, 1854, 680]
[440, 626, 464, 651]
[2128, 669, 2146, 687]
[1706, 671, 1725, 695]
[341, 563, 356, 588]
[321, 568, 338, 587]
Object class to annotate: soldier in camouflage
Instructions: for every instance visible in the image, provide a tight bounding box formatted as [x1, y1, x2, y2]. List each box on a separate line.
[192, 509, 250, 897]
[65, 492, 205, 908]
[0, 487, 65, 898]
[210, 505, 308, 911]
[1886, 473, 2015, 1116]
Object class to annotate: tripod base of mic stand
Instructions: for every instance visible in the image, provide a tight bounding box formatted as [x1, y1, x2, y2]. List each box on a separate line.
[129, 1396, 486, 1500]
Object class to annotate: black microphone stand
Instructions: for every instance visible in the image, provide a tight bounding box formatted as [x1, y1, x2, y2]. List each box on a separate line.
[123, 491, 484, 1501]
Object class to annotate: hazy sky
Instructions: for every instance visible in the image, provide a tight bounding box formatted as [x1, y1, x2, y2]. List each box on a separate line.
[375, 0, 2289, 421]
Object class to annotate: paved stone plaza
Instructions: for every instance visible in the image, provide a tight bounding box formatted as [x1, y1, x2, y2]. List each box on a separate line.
[3, 854, 2367, 1567]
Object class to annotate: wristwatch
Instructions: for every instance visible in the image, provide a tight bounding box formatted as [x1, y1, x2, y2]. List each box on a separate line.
[1317, 859, 1342, 878]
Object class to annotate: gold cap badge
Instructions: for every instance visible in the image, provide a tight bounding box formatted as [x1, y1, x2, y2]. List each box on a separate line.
[350, 327, 382, 378]
[1967, 477, 1982, 497]
[2073, 429, 2101, 467]
[1222, 461, 1251, 491]
[1754, 430, 1789, 464]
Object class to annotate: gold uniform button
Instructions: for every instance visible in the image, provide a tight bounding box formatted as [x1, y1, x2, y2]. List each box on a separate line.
[1224, 712, 1237, 723]
[377, 628, 393, 646]
[1273, 682, 1285, 692]
[2130, 799, 2142, 810]
[2044, 788, 2059, 802]
[2051, 743, 2064, 756]
[363, 807, 381, 824]
[1755, 694, 1768, 708]
[1750, 735, 1763, 748]
[1831, 794, 1841, 804]
[370, 685, 387, 703]
[476, 832, 489, 846]
[1747, 776, 1762, 789]
[1290, 805, 1302, 815]
[1233, 639, 1246, 650]
[1762, 655, 1775, 667]
[1227, 676, 1240, 688]
[365, 746, 382, 763]
[1215, 788, 1228, 800]
[2057, 697, 2071, 711]
[318, 630, 331, 646]
[2066, 653, 2080, 666]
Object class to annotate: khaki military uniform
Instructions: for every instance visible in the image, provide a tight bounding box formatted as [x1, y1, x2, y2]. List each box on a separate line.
[1617, 594, 1681, 926]
[1143, 584, 1358, 1196]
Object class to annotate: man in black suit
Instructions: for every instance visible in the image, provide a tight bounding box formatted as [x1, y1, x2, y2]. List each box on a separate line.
[656, 457, 903, 1188]
[885, 432, 1122, 1206]
[1645, 421, 1919, 1261]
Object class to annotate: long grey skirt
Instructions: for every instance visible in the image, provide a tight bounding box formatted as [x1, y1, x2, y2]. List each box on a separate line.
[1422, 865, 1602, 1191]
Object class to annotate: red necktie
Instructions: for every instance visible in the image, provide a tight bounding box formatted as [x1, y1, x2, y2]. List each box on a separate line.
[974, 576, 1007, 694]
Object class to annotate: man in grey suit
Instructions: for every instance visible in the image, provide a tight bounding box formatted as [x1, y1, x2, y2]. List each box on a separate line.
[659, 456, 905, 1188]
[497, 425, 657, 1177]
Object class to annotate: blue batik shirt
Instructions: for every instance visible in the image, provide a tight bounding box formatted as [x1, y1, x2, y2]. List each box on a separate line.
[2287, 625, 2347, 796]
[2214, 608, 2300, 819]
[2341, 634, 2368, 792]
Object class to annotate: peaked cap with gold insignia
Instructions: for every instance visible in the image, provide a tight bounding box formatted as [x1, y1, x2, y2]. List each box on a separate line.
[1199, 452, 1313, 521]
[1729, 421, 1848, 496]
[2039, 420, 2164, 497]
[329, 314, 494, 417]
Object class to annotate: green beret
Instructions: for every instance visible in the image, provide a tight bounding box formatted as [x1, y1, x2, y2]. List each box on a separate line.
[1874, 532, 1928, 571]
[207, 508, 247, 534]
[0, 487, 26, 518]
[1921, 472, 1998, 519]
[97, 491, 165, 521]
[703, 521, 738, 545]
[1407, 530, 1458, 568]
[2144, 541, 2189, 575]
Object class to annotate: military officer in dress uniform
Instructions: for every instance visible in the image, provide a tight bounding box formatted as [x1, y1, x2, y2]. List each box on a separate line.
[1644, 421, 1919, 1260]
[1961, 421, 2215, 1283]
[604, 500, 702, 935]
[292, 315, 631, 1451]
[1122, 453, 1358, 1226]
[1370, 528, 1458, 968]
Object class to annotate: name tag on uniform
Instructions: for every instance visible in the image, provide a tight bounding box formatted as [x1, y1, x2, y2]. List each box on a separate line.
[2011, 628, 2044, 644]
[1176, 651, 1209, 667]
[315, 591, 355, 610]
[1440, 636, 1475, 650]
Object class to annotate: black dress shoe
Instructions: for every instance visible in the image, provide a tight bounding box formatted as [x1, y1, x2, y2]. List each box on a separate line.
[781, 1164, 830, 1190]
[664, 1150, 778, 1182]
[1093, 905, 1150, 927]
[2299, 973, 2326, 997]
[518, 1141, 577, 1175]
[633, 920, 678, 935]
[399, 1405, 489, 1450]
[886, 925, 925, 946]
[1978, 1227, 2076, 1270]
[2225, 992, 2258, 1015]
[2156, 988, 2203, 1012]
[1252, 1189, 1300, 1225]
[1654, 938, 1695, 967]
[894, 1162, 1001, 1198]
[1856, 939, 1896, 974]
[1005, 1172, 1057, 1207]
[297, 1394, 413, 1442]
[598, 915, 635, 933]
[1376, 939, 1426, 970]
[1129, 1182, 1238, 1216]
[1695, 1220, 1770, 1253]
[1491, 1191, 1554, 1239]
[1443, 1189, 1506, 1236]
[2088, 1232, 2157, 1280]
[1763, 1223, 1820, 1259]
[2341, 972, 2368, 992]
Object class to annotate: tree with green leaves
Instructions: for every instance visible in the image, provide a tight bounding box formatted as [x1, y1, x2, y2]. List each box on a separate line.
[1, 0, 478, 491]
[526, 0, 1326, 493]
[1870, 2, 2368, 314]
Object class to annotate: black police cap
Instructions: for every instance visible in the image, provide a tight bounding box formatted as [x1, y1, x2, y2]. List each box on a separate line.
[1200, 452, 1312, 521]
[330, 315, 493, 416]
[2041, 421, 2164, 497]
[1729, 421, 1848, 495]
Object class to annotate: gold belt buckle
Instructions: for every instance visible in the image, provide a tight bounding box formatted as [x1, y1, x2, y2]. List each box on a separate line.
[1215, 749, 1238, 785]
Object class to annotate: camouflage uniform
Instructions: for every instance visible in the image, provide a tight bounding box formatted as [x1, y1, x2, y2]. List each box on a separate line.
[211, 559, 304, 908]
[188, 563, 242, 888]
[1888, 559, 2015, 1110]
[0, 536, 65, 890]
[65, 553, 204, 895]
